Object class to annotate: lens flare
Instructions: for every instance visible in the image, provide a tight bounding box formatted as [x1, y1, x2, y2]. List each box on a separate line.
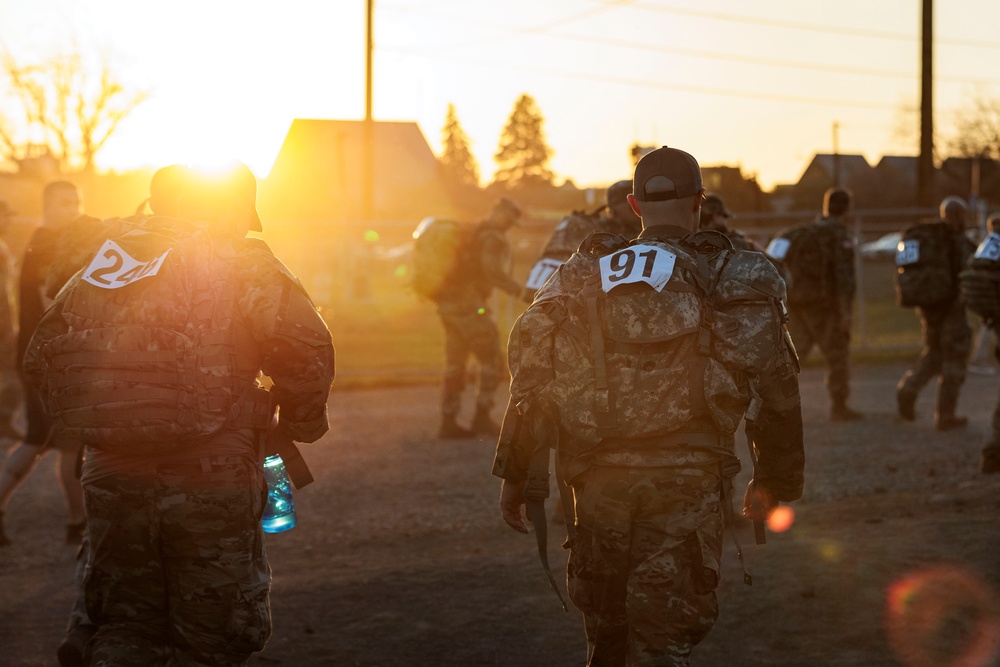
[477, 308, 485, 315]
[364, 230, 380, 242]
[886, 566, 1000, 667]
[767, 505, 794, 533]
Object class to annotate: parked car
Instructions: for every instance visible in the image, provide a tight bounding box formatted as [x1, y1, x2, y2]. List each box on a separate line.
[860, 232, 902, 261]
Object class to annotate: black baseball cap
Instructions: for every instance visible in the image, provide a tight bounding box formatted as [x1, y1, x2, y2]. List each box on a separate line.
[633, 146, 703, 202]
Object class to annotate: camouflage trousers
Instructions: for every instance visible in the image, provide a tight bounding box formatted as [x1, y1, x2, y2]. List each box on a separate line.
[898, 303, 972, 412]
[567, 465, 723, 667]
[439, 309, 503, 417]
[83, 455, 271, 666]
[786, 304, 851, 403]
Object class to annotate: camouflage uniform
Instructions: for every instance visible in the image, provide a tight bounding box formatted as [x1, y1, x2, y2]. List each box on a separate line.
[496, 224, 804, 666]
[437, 217, 521, 430]
[897, 227, 976, 425]
[24, 219, 335, 666]
[785, 215, 857, 411]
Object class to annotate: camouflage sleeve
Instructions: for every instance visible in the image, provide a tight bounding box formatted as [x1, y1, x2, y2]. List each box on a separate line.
[477, 230, 521, 296]
[749, 329, 805, 502]
[830, 223, 856, 302]
[492, 297, 565, 480]
[237, 247, 335, 444]
[22, 294, 70, 394]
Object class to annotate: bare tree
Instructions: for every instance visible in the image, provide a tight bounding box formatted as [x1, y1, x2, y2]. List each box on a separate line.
[948, 93, 1000, 159]
[0, 49, 147, 172]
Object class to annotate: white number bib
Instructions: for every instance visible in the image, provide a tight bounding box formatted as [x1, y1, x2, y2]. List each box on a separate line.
[975, 232, 1000, 261]
[82, 239, 172, 290]
[525, 258, 563, 291]
[599, 244, 675, 293]
[895, 239, 920, 266]
[766, 237, 791, 260]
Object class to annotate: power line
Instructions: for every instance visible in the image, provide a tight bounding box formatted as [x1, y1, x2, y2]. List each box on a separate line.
[542, 31, 1000, 86]
[378, 46, 909, 111]
[379, 3, 1000, 86]
[596, 0, 1000, 50]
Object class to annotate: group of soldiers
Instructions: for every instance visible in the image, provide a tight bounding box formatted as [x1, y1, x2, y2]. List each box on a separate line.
[1, 143, 995, 666]
[429, 146, 999, 665]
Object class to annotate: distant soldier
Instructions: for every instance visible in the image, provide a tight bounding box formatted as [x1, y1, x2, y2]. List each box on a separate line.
[781, 188, 863, 421]
[25, 162, 336, 665]
[437, 197, 522, 438]
[601, 179, 642, 239]
[896, 196, 976, 430]
[524, 180, 640, 301]
[700, 194, 763, 252]
[495, 146, 804, 666]
[0, 181, 97, 546]
[961, 212, 1000, 472]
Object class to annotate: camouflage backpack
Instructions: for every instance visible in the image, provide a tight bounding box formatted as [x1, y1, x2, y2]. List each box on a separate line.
[36, 218, 273, 452]
[894, 222, 955, 308]
[524, 208, 605, 294]
[509, 231, 790, 465]
[410, 217, 477, 301]
[765, 223, 830, 306]
[960, 231, 1000, 324]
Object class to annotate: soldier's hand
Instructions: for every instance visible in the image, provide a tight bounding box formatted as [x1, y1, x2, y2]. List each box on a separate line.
[500, 479, 530, 534]
[742, 481, 778, 521]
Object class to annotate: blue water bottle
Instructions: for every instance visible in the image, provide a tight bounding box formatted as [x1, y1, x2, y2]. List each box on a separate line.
[262, 454, 297, 533]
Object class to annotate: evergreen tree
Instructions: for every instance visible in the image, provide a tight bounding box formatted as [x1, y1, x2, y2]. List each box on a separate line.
[439, 103, 480, 187]
[493, 93, 554, 188]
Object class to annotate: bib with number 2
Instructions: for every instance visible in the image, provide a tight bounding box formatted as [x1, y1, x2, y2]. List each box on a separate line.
[82, 239, 172, 290]
[599, 244, 676, 293]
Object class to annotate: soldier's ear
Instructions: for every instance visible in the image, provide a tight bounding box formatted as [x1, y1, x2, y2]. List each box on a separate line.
[627, 193, 642, 218]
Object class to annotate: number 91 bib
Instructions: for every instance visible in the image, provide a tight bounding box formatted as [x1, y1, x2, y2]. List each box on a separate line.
[599, 244, 676, 293]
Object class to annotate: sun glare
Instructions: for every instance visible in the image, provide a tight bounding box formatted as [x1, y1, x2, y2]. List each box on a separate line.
[767, 505, 795, 533]
[886, 566, 1000, 667]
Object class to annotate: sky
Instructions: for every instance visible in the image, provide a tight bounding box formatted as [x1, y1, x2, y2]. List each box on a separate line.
[0, 0, 998, 191]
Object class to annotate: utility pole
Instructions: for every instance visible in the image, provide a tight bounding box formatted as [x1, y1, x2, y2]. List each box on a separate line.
[917, 0, 934, 207]
[363, 0, 375, 223]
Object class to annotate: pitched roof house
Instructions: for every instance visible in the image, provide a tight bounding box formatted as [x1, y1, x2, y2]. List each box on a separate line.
[259, 119, 462, 227]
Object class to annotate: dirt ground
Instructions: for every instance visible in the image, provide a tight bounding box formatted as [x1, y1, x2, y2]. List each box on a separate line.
[3, 360, 1000, 666]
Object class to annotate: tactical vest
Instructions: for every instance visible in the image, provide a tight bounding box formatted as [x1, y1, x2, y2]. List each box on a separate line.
[510, 232, 789, 461]
[895, 222, 955, 308]
[38, 219, 273, 452]
[961, 231, 1000, 323]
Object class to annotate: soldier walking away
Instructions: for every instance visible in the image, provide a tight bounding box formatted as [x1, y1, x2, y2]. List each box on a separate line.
[495, 146, 804, 666]
[960, 214, 1000, 472]
[699, 194, 764, 253]
[782, 188, 863, 421]
[896, 197, 976, 430]
[436, 197, 522, 439]
[523, 181, 639, 302]
[0, 181, 97, 547]
[24, 162, 336, 666]
[54, 165, 190, 667]
[602, 179, 643, 239]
